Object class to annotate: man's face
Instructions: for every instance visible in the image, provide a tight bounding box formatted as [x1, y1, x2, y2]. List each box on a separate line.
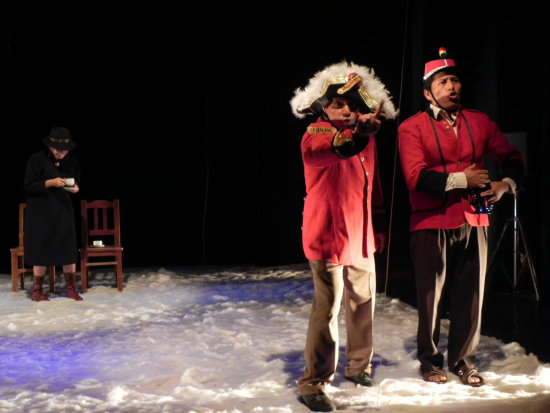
[322, 97, 359, 129]
[424, 71, 462, 111]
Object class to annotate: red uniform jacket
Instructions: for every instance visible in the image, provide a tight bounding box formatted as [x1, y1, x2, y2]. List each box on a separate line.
[301, 118, 384, 265]
[398, 108, 524, 232]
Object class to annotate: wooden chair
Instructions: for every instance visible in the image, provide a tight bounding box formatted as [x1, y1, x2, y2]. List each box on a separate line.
[79, 199, 124, 292]
[10, 203, 56, 293]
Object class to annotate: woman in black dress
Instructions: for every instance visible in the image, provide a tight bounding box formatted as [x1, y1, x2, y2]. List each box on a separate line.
[24, 126, 83, 301]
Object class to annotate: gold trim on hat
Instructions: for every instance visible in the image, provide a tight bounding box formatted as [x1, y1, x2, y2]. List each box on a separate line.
[358, 87, 380, 112]
[297, 73, 380, 114]
[337, 74, 362, 94]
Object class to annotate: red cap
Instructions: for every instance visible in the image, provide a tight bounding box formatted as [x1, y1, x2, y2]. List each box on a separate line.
[423, 47, 456, 80]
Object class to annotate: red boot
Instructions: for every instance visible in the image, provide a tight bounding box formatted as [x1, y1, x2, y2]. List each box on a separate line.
[31, 276, 49, 301]
[64, 272, 83, 301]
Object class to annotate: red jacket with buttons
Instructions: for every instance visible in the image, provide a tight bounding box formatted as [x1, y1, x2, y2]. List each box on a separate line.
[398, 108, 524, 232]
[301, 118, 384, 265]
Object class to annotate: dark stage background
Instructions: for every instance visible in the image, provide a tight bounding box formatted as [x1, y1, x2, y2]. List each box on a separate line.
[4, 2, 549, 301]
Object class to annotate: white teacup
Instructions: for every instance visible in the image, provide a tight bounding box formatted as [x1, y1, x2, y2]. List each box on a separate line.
[93, 240, 104, 247]
[65, 177, 75, 187]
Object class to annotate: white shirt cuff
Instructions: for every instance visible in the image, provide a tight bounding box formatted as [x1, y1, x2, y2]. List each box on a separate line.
[502, 177, 517, 193]
[446, 172, 467, 191]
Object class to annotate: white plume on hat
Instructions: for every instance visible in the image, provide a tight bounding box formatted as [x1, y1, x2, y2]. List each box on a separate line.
[290, 60, 398, 119]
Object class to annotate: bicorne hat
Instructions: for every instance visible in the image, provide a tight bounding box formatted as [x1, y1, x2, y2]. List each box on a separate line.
[42, 126, 76, 150]
[290, 61, 398, 119]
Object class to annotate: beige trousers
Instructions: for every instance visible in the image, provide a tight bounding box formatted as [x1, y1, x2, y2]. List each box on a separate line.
[298, 259, 376, 395]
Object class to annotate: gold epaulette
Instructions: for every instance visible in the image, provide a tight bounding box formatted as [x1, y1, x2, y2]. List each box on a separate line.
[306, 126, 337, 134]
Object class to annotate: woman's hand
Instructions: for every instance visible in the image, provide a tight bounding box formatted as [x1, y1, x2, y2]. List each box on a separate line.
[66, 184, 79, 193]
[46, 177, 67, 188]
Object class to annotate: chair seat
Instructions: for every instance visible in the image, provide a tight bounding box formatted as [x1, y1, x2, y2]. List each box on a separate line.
[86, 246, 124, 251]
[10, 245, 23, 254]
[81, 247, 123, 268]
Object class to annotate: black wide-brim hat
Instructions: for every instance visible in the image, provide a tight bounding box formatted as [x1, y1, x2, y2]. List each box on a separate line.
[42, 126, 76, 150]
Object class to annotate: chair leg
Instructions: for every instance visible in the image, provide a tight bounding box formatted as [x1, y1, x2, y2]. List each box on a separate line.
[81, 264, 88, 294]
[116, 260, 123, 291]
[19, 256, 26, 291]
[11, 252, 19, 293]
[48, 266, 56, 293]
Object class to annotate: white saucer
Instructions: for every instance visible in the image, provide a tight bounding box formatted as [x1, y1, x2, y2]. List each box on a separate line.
[63, 186, 75, 191]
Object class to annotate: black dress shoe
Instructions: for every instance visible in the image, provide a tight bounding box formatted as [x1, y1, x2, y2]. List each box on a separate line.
[345, 372, 376, 387]
[298, 392, 336, 412]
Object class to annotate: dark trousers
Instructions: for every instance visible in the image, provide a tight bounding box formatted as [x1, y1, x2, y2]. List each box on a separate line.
[411, 223, 488, 371]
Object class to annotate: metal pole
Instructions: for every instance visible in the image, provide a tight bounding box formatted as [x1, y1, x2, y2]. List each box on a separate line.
[513, 191, 540, 301]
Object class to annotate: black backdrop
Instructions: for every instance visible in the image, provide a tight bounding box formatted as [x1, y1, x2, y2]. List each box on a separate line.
[4, 2, 549, 299]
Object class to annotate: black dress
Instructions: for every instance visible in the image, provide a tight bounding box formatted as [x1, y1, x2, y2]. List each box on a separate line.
[23, 149, 80, 266]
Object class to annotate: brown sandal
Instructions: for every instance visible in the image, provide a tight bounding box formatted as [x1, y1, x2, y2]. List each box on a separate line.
[421, 366, 448, 383]
[452, 362, 485, 387]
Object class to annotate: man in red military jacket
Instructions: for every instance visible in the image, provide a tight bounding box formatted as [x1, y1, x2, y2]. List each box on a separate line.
[398, 48, 525, 387]
[290, 61, 397, 411]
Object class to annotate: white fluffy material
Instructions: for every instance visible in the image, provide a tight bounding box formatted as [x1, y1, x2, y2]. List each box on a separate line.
[290, 60, 398, 119]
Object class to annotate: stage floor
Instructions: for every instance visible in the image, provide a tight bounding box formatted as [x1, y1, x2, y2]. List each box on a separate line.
[1, 264, 549, 412]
